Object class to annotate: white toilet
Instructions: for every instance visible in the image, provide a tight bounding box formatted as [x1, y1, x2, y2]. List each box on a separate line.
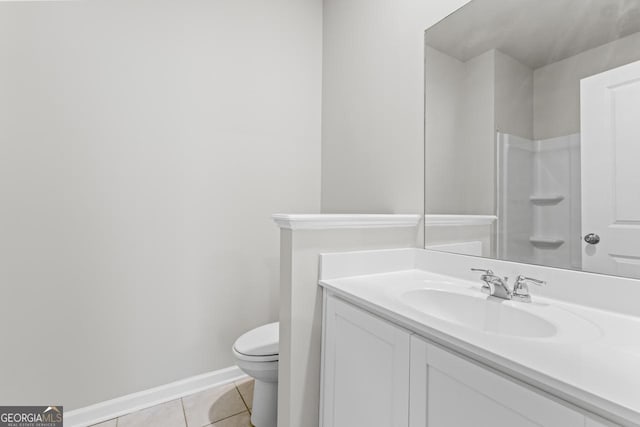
[232, 322, 279, 427]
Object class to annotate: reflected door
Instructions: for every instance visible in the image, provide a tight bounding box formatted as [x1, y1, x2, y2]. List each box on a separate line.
[581, 59, 640, 278]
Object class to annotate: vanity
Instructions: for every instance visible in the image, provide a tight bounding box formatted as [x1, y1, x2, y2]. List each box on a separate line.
[307, 0, 640, 425]
[317, 249, 640, 427]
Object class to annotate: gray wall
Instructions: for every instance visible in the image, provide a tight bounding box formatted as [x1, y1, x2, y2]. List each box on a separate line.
[424, 46, 466, 214]
[534, 31, 640, 140]
[495, 50, 534, 140]
[321, 0, 472, 214]
[0, 0, 321, 410]
[426, 48, 531, 216]
[459, 50, 496, 215]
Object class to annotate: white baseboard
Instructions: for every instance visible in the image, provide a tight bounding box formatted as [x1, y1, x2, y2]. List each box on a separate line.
[65, 366, 246, 427]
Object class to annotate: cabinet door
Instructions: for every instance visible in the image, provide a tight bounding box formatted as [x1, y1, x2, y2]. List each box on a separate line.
[409, 336, 584, 427]
[321, 295, 411, 427]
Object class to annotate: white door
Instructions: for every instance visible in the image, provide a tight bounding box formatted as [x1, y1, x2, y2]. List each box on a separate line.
[581, 59, 640, 278]
[409, 336, 584, 427]
[321, 295, 410, 427]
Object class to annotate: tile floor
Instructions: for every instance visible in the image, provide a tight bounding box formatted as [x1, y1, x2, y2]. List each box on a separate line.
[90, 378, 255, 427]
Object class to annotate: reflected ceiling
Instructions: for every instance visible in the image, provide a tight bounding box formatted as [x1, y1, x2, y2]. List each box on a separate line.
[425, 0, 640, 68]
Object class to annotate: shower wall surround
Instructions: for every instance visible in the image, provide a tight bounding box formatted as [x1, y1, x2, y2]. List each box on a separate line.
[498, 133, 581, 270]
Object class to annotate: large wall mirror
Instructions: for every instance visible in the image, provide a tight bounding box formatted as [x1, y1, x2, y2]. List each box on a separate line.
[424, 0, 640, 279]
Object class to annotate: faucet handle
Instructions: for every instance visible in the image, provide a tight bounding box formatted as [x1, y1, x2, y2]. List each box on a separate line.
[471, 269, 499, 296]
[516, 275, 546, 286]
[512, 275, 546, 303]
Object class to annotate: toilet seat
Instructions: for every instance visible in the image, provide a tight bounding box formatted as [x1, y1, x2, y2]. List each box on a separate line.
[233, 322, 279, 362]
[232, 347, 278, 363]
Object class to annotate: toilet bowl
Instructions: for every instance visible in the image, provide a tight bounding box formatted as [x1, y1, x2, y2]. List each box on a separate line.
[232, 322, 279, 427]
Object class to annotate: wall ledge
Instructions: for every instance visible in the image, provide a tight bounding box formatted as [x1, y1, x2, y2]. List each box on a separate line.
[426, 214, 497, 227]
[272, 214, 421, 230]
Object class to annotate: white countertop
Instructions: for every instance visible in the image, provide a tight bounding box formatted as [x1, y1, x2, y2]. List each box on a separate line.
[320, 269, 640, 426]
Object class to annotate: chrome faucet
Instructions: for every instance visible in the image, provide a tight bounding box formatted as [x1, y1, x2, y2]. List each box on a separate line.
[470, 269, 546, 302]
[470, 268, 511, 299]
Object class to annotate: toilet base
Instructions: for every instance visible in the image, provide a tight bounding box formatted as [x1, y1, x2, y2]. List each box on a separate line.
[251, 379, 277, 427]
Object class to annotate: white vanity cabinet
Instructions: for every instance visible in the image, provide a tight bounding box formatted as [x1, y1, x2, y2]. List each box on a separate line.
[409, 335, 583, 427]
[321, 294, 619, 427]
[320, 295, 411, 427]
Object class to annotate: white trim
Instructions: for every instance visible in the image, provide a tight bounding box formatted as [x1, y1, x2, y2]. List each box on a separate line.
[272, 214, 421, 230]
[65, 366, 246, 427]
[425, 214, 497, 227]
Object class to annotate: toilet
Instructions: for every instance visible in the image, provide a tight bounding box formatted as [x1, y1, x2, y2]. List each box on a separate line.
[232, 322, 279, 427]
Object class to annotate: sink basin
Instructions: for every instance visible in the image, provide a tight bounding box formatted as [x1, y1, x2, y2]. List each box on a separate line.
[402, 289, 557, 338]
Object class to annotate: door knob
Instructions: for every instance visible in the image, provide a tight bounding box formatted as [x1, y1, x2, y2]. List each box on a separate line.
[584, 233, 600, 245]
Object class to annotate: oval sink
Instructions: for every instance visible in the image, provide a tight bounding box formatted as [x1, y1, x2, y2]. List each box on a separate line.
[402, 289, 557, 338]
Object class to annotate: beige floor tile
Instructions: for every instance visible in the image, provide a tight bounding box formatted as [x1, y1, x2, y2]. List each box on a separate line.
[211, 411, 252, 427]
[117, 399, 186, 427]
[182, 383, 246, 427]
[234, 378, 254, 410]
[90, 419, 117, 427]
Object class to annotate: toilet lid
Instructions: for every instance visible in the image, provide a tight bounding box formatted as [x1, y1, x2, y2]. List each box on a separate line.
[233, 322, 279, 358]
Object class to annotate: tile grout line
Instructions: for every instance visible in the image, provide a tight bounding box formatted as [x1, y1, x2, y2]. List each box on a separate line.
[203, 408, 249, 427]
[198, 385, 249, 427]
[180, 397, 189, 427]
[235, 384, 251, 413]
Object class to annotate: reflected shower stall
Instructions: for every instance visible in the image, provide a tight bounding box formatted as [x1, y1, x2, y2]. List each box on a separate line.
[497, 132, 581, 269]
